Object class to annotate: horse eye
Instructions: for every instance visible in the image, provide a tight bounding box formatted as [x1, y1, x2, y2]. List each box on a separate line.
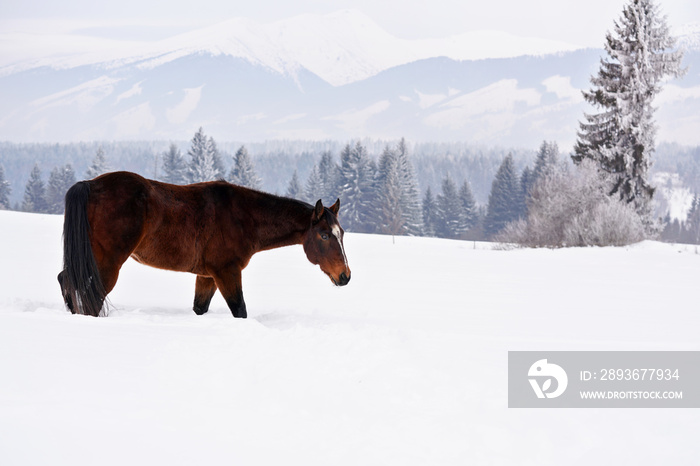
[321, 233, 329, 240]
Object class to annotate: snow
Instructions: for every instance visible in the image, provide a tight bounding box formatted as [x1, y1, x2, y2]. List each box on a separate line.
[1, 209, 699, 465]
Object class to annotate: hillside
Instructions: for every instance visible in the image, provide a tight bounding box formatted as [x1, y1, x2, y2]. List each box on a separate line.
[1, 210, 698, 465]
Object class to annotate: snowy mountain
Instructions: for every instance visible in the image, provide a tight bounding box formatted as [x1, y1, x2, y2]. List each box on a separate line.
[0, 11, 698, 146]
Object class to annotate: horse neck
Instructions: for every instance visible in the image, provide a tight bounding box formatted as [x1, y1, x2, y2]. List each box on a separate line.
[250, 194, 312, 251]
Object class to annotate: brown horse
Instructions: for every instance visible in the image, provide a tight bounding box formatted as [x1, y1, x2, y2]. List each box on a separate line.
[58, 171, 351, 318]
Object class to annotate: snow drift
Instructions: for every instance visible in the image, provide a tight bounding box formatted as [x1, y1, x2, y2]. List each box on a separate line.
[0, 209, 698, 465]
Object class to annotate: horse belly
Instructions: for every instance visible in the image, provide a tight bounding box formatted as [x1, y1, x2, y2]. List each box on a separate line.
[131, 234, 200, 274]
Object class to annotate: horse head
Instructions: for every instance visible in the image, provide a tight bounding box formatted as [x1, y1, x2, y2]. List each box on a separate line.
[303, 199, 351, 286]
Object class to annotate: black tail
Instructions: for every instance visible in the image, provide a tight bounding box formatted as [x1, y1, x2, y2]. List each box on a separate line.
[59, 181, 106, 317]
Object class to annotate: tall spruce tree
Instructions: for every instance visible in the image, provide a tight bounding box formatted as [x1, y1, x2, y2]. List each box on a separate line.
[304, 164, 323, 204]
[338, 141, 375, 233]
[458, 180, 478, 234]
[573, 0, 684, 218]
[187, 128, 219, 183]
[318, 150, 339, 204]
[394, 138, 423, 236]
[375, 146, 404, 236]
[22, 164, 48, 213]
[162, 143, 187, 184]
[0, 165, 11, 210]
[532, 141, 560, 187]
[484, 154, 521, 238]
[285, 170, 302, 199]
[422, 187, 438, 237]
[46, 164, 76, 214]
[230, 145, 262, 190]
[85, 147, 108, 179]
[435, 174, 462, 239]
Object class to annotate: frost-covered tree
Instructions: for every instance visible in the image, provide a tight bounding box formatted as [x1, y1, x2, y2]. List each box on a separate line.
[162, 143, 187, 184]
[573, 0, 685, 218]
[188, 128, 224, 183]
[85, 147, 109, 179]
[422, 187, 438, 237]
[22, 164, 48, 213]
[458, 180, 478, 234]
[498, 160, 645, 247]
[338, 141, 375, 233]
[435, 174, 462, 239]
[532, 141, 560, 187]
[484, 154, 521, 238]
[285, 170, 302, 199]
[46, 164, 76, 214]
[318, 150, 339, 204]
[0, 165, 11, 210]
[304, 164, 323, 204]
[394, 138, 423, 236]
[376, 146, 405, 236]
[230, 145, 262, 190]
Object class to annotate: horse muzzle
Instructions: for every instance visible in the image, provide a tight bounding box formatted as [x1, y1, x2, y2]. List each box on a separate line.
[330, 271, 351, 287]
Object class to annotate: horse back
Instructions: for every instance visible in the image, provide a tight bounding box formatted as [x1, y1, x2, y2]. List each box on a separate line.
[86, 172, 255, 275]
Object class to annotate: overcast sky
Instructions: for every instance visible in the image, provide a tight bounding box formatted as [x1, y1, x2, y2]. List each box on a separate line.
[1, 0, 698, 48]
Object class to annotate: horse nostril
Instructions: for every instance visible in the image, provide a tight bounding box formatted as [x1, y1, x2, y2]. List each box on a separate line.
[339, 272, 350, 286]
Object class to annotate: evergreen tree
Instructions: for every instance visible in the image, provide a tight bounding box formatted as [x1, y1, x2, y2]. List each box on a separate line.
[684, 194, 700, 244]
[532, 141, 560, 187]
[484, 154, 521, 238]
[187, 128, 220, 183]
[85, 147, 108, 179]
[458, 180, 478, 234]
[22, 164, 48, 213]
[422, 187, 438, 237]
[46, 164, 76, 214]
[318, 150, 339, 204]
[435, 174, 462, 239]
[394, 138, 423, 236]
[0, 165, 11, 210]
[375, 146, 404, 235]
[285, 170, 302, 199]
[304, 164, 323, 204]
[207, 136, 226, 180]
[338, 141, 375, 233]
[230, 145, 263, 190]
[162, 143, 187, 184]
[573, 0, 685, 217]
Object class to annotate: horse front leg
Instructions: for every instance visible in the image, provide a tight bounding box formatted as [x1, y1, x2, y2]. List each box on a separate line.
[212, 267, 247, 318]
[193, 275, 217, 315]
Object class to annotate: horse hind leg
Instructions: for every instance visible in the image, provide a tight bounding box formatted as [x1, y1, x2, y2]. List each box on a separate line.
[193, 275, 218, 315]
[211, 268, 247, 319]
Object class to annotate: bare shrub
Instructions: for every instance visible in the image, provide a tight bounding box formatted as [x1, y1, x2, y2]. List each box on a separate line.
[497, 160, 646, 247]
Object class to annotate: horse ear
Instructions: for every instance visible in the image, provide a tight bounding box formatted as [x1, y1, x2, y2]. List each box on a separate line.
[312, 199, 324, 224]
[329, 198, 340, 216]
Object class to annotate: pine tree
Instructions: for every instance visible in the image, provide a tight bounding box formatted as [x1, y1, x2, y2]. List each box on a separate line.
[318, 150, 339, 204]
[304, 164, 323, 204]
[484, 154, 521, 238]
[435, 174, 462, 239]
[375, 146, 404, 235]
[230, 145, 263, 190]
[0, 165, 11, 210]
[422, 187, 438, 237]
[46, 164, 76, 214]
[394, 138, 423, 236]
[458, 180, 478, 234]
[187, 128, 220, 183]
[338, 141, 375, 233]
[573, 0, 685, 217]
[85, 147, 108, 179]
[162, 143, 187, 184]
[684, 194, 700, 244]
[22, 164, 48, 213]
[286, 170, 302, 199]
[532, 141, 560, 187]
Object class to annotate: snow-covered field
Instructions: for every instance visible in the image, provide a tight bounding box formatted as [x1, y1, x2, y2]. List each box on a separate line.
[1, 209, 699, 465]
